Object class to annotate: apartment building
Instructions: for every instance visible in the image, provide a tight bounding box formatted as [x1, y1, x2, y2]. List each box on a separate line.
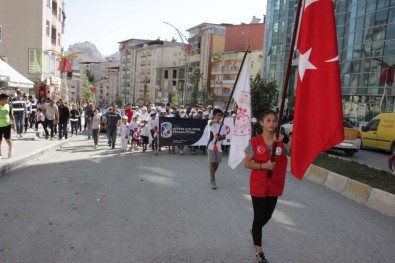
[211, 22, 264, 107]
[187, 23, 227, 105]
[0, 0, 66, 100]
[119, 39, 186, 106]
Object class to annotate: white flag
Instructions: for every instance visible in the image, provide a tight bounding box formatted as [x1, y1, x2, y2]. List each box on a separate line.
[228, 59, 251, 169]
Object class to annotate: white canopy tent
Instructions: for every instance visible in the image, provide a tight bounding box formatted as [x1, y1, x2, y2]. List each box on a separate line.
[0, 59, 34, 89]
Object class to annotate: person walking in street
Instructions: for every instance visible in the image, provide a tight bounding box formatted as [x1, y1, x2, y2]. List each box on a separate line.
[0, 93, 16, 159]
[84, 103, 93, 139]
[207, 108, 227, 189]
[129, 115, 140, 152]
[69, 103, 80, 136]
[243, 110, 290, 263]
[57, 99, 70, 140]
[35, 108, 45, 135]
[91, 108, 101, 149]
[139, 119, 150, 153]
[42, 99, 58, 140]
[103, 103, 121, 149]
[11, 90, 27, 138]
[29, 95, 37, 129]
[148, 111, 159, 155]
[23, 94, 31, 134]
[124, 102, 133, 123]
[119, 116, 131, 151]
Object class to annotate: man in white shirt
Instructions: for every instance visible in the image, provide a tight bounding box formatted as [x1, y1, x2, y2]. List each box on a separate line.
[43, 99, 59, 140]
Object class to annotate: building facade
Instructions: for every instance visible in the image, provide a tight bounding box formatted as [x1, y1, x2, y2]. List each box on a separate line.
[263, 0, 395, 124]
[211, 22, 264, 107]
[187, 23, 226, 105]
[0, 0, 66, 100]
[119, 39, 186, 106]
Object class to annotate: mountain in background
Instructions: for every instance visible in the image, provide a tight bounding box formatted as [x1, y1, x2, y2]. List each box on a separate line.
[104, 51, 120, 61]
[66, 41, 105, 67]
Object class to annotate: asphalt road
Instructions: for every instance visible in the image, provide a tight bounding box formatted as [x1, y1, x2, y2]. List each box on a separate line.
[327, 147, 390, 171]
[0, 136, 394, 263]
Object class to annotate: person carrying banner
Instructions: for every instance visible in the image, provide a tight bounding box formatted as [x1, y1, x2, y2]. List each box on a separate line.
[243, 110, 290, 263]
[207, 108, 227, 189]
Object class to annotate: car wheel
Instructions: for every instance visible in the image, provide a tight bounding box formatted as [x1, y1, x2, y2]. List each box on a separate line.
[344, 150, 355, 156]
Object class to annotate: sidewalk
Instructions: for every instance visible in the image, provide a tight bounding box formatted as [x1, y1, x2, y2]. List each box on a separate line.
[0, 128, 69, 177]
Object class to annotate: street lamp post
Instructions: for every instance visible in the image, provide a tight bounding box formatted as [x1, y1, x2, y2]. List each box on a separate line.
[163, 21, 190, 106]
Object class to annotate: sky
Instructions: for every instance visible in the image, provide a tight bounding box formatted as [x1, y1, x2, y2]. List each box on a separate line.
[63, 0, 267, 56]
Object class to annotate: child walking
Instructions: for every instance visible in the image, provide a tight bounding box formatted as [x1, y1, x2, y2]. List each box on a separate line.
[129, 115, 140, 152]
[244, 110, 290, 263]
[119, 116, 130, 151]
[139, 119, 150, 153]
[91, 109, 101, 149]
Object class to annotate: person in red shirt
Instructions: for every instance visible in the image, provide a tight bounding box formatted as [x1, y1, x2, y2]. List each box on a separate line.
[124, 103, 133, 124]
[244, 109, 291, 263]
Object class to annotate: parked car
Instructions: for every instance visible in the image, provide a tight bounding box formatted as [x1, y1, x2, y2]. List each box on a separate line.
[280, 120, 361, 156]
[388, 152, 395, 173]
[280, 121, 293, 137]
[360, 113, 395, 152]
[331, 121, 361, 156]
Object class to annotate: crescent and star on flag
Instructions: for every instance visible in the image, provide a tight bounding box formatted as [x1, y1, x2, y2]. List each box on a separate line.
[298, 0, 338, 81]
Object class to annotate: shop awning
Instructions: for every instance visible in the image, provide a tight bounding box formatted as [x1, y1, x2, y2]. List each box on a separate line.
[0, 59, 34, 89]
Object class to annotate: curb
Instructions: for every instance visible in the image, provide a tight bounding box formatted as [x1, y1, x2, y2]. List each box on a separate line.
[294, 163, 395, 218]
[0, 140, 69, 178]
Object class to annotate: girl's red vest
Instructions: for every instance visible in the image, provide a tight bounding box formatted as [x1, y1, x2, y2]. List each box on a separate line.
[250, 135, 288, 197]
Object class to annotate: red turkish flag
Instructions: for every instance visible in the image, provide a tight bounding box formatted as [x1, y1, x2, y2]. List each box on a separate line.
[291, 0, 344, 179]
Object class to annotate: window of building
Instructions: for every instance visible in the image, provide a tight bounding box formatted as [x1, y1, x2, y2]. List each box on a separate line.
[172, 70, 177, 78]
[377, 0, 390, 10]
[366, 1, 376, 13]
[58, 33, 61, 46]
[164, 70, 168, 79]
[52, 1, 57, 16]
[58, 8, 62, 21]
[28, 49, 42, 74]
[357, 2, 366, 16]
[51, 27, 56, 45]
[388, 7, 395, 26]
[387, 22, 395, 39]
[46, 21, 50, 37]
[384, 41, 395, 56]
[375, 9, 388, 26]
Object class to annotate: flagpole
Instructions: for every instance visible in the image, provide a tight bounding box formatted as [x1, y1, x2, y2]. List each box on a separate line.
[213, 45, 250, 150]
[269, 0, 304, 176]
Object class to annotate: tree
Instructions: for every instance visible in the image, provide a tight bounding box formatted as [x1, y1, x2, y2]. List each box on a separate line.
[170, 87, 181, 106]
[83, 79, 94, 104]
[189, 68, 203, 105]
[86, 68, 94, 83]
[250, 73, 278, 119]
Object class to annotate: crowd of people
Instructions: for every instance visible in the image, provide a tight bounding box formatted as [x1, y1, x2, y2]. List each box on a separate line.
[0, 90, 291, 263]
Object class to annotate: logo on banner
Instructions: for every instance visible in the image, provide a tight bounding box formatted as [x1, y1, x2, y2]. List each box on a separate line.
[234, 91, 251, 136]
[161, 122, 172, 138]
